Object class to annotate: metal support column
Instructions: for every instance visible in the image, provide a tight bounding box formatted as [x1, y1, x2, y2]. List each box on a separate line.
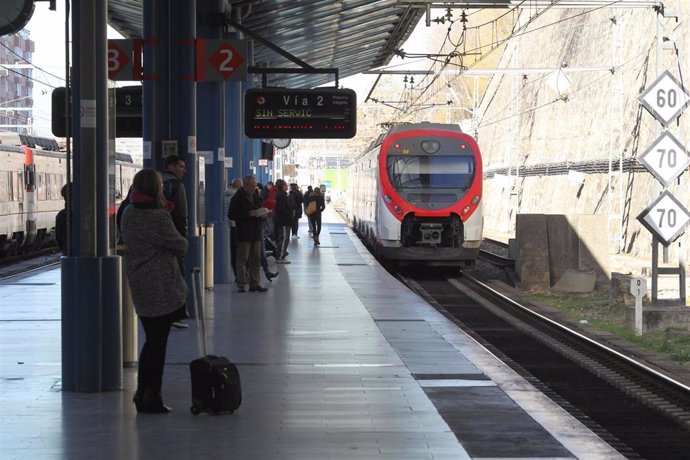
[144, 0, 202, 309]
[143, 0, 168, 171]
[608, 12, 624, 254]
[198, 0, 230, 284]
[173, 0, 202, 310]
[61, 0, 121, 392]
[224, 22, 244, 180]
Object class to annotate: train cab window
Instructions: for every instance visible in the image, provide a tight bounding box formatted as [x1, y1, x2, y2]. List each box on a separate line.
[387, 155, 475, 190]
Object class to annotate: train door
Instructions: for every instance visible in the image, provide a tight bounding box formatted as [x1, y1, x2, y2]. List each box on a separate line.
[23, 150, 37, 245]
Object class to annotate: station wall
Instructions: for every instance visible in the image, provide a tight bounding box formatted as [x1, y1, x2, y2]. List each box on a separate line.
[476, 1, 690, 264]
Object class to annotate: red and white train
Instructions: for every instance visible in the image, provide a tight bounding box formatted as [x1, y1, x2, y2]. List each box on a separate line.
[346, 122, 483, 268]
[0, 133, 137, 257]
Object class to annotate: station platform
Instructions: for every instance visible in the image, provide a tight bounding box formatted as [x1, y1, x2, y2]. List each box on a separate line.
[1, 210, 622, 459]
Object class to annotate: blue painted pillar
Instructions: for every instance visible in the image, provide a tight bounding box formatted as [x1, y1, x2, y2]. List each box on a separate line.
[197, 0, 230, 284]
[173, 0, 202, 313]
[61, 0, 122, 393]
[224, 31, 243, 180]
[143, 0, 168, 171]
[144, 0, 202, 309]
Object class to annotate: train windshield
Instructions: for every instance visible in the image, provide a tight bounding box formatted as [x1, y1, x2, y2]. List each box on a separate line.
[386, 155, 475, 190]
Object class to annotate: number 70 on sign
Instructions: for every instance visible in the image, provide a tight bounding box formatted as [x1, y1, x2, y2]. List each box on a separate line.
[637, 190, 690, 246]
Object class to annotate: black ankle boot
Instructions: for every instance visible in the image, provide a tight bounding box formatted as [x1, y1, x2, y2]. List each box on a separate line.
[142, 392, 171, 414]
[133, 390, 145, 412]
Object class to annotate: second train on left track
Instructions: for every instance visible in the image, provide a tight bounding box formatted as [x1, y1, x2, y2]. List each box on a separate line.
[0, 137, 138, 257]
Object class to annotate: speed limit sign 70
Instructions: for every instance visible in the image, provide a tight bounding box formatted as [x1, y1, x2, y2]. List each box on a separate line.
[638, 131, 690, 187]
[638, 70, 690, 126]
[637, 190, 690, 246]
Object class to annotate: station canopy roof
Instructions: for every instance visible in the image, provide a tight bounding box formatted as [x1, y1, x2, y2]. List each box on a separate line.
[108, 0, 424, 88]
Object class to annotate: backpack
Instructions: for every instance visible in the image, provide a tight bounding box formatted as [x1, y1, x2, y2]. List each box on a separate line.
[163, 177, 180, 211]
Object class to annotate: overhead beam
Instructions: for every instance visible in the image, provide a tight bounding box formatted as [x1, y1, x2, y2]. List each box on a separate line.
[365, 66, 615, 76]
[396, 0, 662, 8]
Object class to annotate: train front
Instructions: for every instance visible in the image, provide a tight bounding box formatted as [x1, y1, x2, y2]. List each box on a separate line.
[376, 125, 482, 267]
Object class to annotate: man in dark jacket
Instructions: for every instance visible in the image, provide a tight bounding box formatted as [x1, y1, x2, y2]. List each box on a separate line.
[289, 183, 303, 239]
[160, 155, 188, 237]
[229, 175, 268, 292]
[160, 155, 189, 327]
[273, 179, 292, 263]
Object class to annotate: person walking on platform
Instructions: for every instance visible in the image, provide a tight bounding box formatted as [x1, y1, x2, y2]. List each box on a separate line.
[307, 187, 326, 246]
[160, 155, 189, 329]
[224, 178, 243, 282]
[289, 183, 303, 239]
[229, 175, 269, 293]
[273, 179, 292, 264]
[121, 169, 189, 414]
[303, 185, 313, 234]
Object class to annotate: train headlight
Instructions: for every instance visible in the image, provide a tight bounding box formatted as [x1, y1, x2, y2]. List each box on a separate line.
[462, 205, 471, 215]
[421, 140, 440, 154]
[384, 195, 393, 204]
[471, 195, 480, 205]
[393, 205, 403, 215]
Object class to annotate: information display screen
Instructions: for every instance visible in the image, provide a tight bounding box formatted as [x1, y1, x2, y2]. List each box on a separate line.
[244, 88, 357, 139]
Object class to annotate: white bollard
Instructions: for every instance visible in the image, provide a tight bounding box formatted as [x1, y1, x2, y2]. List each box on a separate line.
[630, 277, 647, 336]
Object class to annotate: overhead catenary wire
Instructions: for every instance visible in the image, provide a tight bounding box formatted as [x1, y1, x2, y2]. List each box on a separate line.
[391, 1, 564, 118]
[376, 0, 648, 123]
[0, 40, 65, 88]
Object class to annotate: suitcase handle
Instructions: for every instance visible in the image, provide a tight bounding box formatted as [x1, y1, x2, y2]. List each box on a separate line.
[190, 267, 207, 357]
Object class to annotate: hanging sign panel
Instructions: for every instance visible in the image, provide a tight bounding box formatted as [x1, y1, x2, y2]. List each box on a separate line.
[244, 88, 357, 139]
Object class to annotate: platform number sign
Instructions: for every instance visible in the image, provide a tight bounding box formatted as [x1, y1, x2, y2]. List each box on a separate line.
[196, 39, 247, 81]
[638, 70, 690, 127]
[637, 190, 690, 246]
[637, 131, 690, 187]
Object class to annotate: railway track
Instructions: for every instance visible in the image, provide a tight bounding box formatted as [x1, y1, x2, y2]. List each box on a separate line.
[400, 271, 690, 459]
[0, 252, 61, 280]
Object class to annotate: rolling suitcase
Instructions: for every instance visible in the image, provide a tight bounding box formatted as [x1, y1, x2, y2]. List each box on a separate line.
[189, 268, 242, 415]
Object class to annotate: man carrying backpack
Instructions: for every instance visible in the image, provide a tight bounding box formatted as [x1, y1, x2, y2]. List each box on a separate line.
[160, 155, 189, 328]
[160, 155, 188, 238]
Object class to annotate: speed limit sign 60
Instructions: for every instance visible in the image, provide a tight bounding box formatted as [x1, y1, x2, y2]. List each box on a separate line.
[638, 70, 690, 127]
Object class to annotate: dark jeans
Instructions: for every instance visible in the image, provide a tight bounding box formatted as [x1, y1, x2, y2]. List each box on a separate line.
[275, 224, 287, 260]
[137, 315, 172, 395]
[260, 237, 269, 272]
[309, 213, 322, 236]
[230, 226, 237, 277]
[291, 215, 300, 236]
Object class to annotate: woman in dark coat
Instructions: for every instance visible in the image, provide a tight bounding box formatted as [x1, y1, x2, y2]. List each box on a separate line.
[121, 169, 188, 413]
[307, 187, 326, 245]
